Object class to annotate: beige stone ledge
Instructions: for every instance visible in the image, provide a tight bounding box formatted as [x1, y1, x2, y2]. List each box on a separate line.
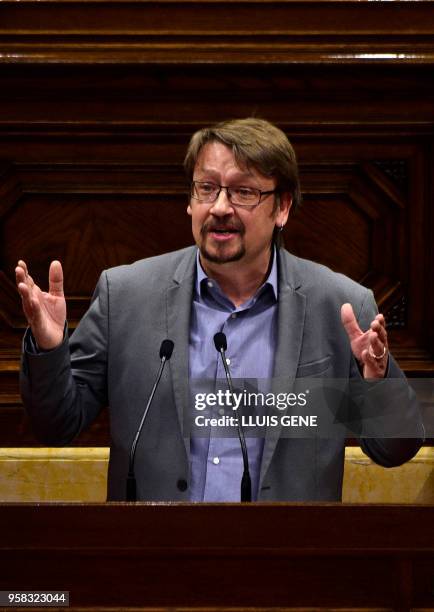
[342, 446, 434, 504]
[0, 447, 109, 502]
[0, 446, 432, 503]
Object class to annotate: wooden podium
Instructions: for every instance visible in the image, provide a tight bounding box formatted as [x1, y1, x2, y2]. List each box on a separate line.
[0, 503, 433, 611]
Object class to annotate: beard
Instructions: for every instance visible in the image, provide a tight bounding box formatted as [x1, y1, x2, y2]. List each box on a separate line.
[199, 242, 246, 264]
[199, 220, 246, 264]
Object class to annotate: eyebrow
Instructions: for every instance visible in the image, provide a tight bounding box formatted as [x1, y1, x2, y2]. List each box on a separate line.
[195, 166, 256, 180]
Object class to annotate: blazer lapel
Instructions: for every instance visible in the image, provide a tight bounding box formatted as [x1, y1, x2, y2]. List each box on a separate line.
[166, 248, 197, 457]
[260, 250, 306, 483]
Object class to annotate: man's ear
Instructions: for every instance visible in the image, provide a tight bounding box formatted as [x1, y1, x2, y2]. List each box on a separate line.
[187, 203, 192, 216]
[276, 193, 292, 227]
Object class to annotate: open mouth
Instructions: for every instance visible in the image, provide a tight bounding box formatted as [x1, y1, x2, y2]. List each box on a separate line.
[208, 228, 240, 240]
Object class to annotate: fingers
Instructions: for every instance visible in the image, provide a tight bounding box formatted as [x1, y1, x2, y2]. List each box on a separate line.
[341, 302, 389, 379]
[16, 259, 28, 277]
[16, 260, 33, 305]
[16, 260, 35, 290]
[362, 345, 388, 378]
[15, 259, 66, 349]
[16, 260, 64, 298]
[340, 303, 362, 341]
[370, 313, 387, 344]
[15, 260, 40, 324]
[362, 314, 389, 378]
[15, 259, 63, 323]
[48, 260, 64, 297]
[368, 314, 388, 357]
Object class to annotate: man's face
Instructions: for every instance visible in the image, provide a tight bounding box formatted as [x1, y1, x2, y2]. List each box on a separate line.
[187, 141, 290, 271]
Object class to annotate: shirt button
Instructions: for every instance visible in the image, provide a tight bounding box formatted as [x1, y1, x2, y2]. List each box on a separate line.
[231, 313, 237, 319]
[226, 358, 231, 365]
[207, 281, 213, 288]
[212, 457, 220, 465]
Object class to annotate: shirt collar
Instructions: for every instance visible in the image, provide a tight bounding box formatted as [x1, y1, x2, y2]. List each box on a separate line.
[195, 246, 278, 302]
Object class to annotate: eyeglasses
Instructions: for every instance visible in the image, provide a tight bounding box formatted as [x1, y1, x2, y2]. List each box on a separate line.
[190, 181, 278, 208]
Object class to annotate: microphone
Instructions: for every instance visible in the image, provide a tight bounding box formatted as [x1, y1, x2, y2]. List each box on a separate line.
[213, 332, 227, 352]
[160, 339, 174, 360]
[126, 339, 174, 501]
[213, 332, 252, 502]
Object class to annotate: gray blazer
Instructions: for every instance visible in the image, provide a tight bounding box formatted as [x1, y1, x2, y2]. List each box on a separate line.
[20, 246, 423, 501]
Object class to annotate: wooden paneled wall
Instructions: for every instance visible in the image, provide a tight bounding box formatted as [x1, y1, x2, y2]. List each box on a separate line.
[0, 1, 433, 445]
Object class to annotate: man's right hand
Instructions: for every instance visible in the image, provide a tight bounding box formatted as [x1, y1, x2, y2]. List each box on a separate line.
[15, 260, 66, 350]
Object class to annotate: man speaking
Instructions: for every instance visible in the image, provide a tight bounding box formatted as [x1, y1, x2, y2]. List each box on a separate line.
[16, 118, 424, 501]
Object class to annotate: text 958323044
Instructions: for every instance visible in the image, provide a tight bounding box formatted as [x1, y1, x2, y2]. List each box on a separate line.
[0, 592, 69, 607]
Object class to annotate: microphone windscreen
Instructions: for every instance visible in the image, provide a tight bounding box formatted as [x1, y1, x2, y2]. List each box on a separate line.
[159, 339, 174, 360]
[213, 332, 227, 352]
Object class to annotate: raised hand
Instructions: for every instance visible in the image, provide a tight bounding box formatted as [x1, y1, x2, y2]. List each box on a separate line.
[341, 302, 388, 379]
[15, 260, 66, 350]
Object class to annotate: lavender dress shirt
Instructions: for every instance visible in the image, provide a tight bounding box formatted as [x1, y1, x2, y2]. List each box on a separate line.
[189, 249, 278, 501]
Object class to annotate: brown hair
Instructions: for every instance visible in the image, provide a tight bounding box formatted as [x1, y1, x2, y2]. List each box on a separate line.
[184, 117, 301, 214]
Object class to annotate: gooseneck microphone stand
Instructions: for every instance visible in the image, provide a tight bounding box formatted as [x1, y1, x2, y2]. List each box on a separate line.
[126, 339, 174, 502]
[214, 332, 252, 502]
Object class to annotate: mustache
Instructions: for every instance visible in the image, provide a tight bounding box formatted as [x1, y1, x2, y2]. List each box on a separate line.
[201, 220, 245, 235]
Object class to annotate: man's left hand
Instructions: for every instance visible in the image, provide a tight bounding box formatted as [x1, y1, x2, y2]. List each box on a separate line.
[341, 302, 388, 379]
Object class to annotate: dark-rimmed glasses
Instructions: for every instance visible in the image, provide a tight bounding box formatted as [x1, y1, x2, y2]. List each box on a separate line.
[190, 181, 278, 208]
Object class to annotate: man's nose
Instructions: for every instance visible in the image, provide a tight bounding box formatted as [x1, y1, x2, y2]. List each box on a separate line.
[209, 188, 234, 216]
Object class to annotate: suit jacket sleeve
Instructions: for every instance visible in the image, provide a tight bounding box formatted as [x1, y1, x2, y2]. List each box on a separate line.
[20, 271, 109, 445]
[352, 289, 425, 467]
